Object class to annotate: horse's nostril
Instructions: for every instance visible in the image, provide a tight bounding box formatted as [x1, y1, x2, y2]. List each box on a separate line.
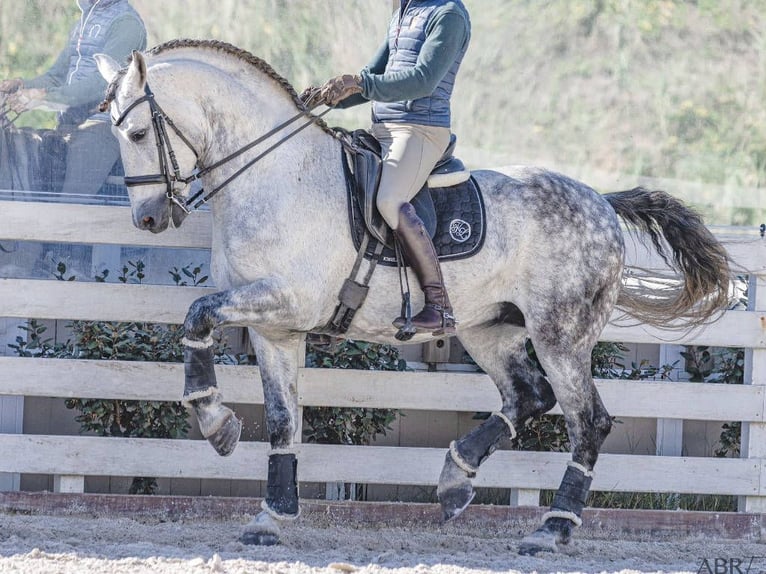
[142, 216, 154, 228]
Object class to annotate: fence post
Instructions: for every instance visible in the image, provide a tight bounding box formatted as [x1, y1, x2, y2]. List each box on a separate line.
[53, 475, 85, 493]
[510, 488, 540, 507]
[0, 394, 23, 491]
[739, 274, 766, 512]
[656, 344, 684, 458]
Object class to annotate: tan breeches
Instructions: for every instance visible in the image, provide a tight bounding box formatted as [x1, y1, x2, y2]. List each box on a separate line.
[371, 122, 451, 229]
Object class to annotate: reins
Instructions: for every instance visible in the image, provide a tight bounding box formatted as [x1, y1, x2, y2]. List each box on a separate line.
[108, 82, 331, 213]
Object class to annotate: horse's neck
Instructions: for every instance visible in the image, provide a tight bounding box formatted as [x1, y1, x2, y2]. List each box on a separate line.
[202, 91, 345, 235]
[180, 65, 338, 190]
[153, 54, 348, 257]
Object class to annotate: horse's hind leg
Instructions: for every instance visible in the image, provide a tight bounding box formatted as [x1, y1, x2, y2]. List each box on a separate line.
[438, 323, 557, 521]
[518, 328, 612, 555]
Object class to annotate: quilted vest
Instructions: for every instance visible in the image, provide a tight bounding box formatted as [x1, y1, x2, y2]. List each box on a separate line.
[372, 0, 470, 127]
[61, 0, 144, 125]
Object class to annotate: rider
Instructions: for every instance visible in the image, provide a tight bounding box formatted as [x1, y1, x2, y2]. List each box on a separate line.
[0, 0, 146, 198]
[305, 0, 471, 336]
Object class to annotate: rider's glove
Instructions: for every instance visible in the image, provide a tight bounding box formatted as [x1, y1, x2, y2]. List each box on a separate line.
[6, 88, 47, 114]
[318, 74, 362, 107]
[298, 85, 323, 109]
[0, 78, 23, 94]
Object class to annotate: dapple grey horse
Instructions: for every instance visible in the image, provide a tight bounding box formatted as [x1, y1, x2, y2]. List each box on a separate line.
[95, 40, 730, 554]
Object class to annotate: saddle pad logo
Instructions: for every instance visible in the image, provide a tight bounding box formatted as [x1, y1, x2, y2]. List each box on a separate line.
[449, 219, 471, 243]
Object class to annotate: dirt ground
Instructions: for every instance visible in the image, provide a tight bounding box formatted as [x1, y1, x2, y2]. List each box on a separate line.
[1, 510, 764, 574]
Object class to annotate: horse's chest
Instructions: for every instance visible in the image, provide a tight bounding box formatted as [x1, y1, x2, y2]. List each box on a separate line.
[211, 227, 289, 287]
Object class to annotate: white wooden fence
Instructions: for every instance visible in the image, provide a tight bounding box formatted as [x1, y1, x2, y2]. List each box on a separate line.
[1, 200, 765, 509]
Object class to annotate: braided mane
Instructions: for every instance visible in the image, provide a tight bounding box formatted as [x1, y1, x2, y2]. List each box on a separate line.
[150, 39, 305, 107]
[102, 38, 332, 133]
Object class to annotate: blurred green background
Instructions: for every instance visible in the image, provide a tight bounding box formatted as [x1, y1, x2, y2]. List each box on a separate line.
[1, 0, 764, 226]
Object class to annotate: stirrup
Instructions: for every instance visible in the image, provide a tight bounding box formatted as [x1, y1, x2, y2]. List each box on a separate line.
[395, 303, 456, 338]
[394, 292, 417, 341]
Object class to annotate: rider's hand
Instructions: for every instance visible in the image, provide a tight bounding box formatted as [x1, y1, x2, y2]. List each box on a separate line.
[299, 85, 323, 109]
[6, 88, 46, 114]
[0, 78, 23, 94]
[319, 74, 362, 107]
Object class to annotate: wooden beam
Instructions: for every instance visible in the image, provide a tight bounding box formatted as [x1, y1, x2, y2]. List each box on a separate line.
[0, 357, 762, 421]
[0, 278, 761, 346]
[0, 278, 214, 323]
[0, 434, 759, 495]
[0, 201, 211, 248]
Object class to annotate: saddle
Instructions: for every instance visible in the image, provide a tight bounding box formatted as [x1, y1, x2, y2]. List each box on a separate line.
[323, 128, 487, 336]
[337, 128, 486, 266]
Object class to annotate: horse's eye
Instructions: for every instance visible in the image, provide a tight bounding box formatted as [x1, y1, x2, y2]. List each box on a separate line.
[130, 129, 147, 142]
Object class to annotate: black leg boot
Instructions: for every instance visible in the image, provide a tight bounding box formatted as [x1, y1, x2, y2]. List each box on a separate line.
[393, 203, 456, 335]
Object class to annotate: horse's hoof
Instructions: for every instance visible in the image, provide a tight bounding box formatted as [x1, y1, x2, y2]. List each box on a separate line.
[207, 412, 242, 456]
[518, 523, 573, 556]
[518, 533, 557, 556]
[240, 510, 280, 546]
[240, 531, 279, 546]
[436, 451, 475, 523]
[439, 486, 476, 523]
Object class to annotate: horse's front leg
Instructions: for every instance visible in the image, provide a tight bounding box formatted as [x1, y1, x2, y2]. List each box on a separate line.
[180, 278, 304, 546]
[239, 330, 304, 546]
[181, 296, 243, 458]
[181, 278, 301, 457]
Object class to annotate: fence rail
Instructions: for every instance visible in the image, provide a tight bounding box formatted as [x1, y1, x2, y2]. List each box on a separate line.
[1, 199, 765, 508]
[0, 357, 762, 420]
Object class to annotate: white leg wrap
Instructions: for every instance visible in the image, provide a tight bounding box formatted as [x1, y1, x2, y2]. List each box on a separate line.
[567, 461, 594, 478]
[449, 440, 478, 475]
[182, 335, 214, 349]
[260, 499, 301, 521]
[541, 510, 583, 528]
[492, 411, 517, 439]
[181, 387, 217, 408]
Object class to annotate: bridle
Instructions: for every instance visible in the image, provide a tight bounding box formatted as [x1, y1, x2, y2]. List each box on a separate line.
[109, 83, 331, 214]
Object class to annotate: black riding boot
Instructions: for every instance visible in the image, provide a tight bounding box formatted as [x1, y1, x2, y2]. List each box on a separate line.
[393, 203, 456, 335]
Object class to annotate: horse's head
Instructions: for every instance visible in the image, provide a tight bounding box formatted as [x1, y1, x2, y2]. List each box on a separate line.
[95, 51, 197, 233]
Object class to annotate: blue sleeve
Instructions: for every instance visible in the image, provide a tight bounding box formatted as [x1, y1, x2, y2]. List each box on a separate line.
[364, 38, 390, 75]
[359, 10, 469, 103]
[332, 38, 389, 109]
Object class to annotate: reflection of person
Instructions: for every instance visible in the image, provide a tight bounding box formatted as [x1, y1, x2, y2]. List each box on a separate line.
[303, 0, 471, 336]
[0, 0, 146, 197]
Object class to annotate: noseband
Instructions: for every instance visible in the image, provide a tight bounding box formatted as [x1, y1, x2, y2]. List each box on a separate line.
[110, 83, 331, 213]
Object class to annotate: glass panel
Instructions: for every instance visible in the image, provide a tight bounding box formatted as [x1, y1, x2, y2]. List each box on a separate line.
[1, 0, 762, 227]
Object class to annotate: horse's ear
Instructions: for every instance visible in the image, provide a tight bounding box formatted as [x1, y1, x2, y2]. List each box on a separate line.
[94, 53, 122, 84]
[123, 50, 147, 92]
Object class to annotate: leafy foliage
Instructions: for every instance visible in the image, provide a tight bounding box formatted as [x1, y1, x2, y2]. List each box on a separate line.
[303, 338, 405, 447]
[9, 260, 238, 494]
[507, 341, 647, 453]
[676, 345, 744, 458]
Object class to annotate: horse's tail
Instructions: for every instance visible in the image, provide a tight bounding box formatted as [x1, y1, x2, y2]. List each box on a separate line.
[604, 187, 731, 329]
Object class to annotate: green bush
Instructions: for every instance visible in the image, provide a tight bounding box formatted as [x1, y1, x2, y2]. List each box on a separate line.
[302, 337, 405, 501]
[303, 338, 404, 446]
[10, 260, 237, 494]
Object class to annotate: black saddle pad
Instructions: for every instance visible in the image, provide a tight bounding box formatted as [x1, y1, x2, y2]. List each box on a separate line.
[347, 176, 487, 267]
